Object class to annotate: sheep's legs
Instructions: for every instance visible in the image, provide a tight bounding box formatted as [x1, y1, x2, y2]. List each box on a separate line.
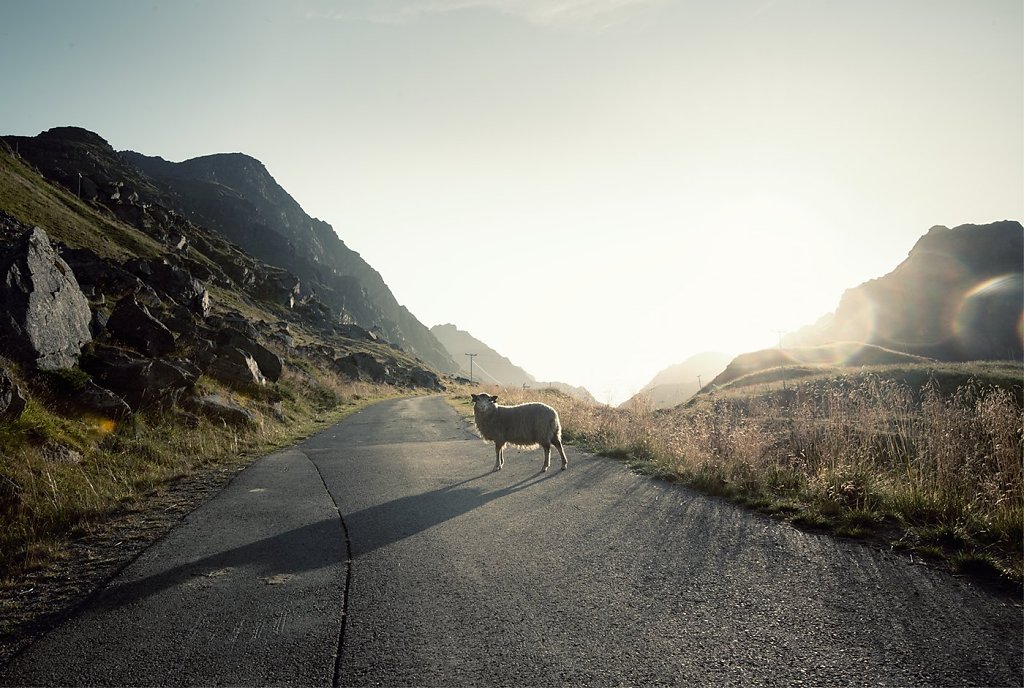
[541, 443, 552, 472]
[553, 436, 568, 470]
[493, 442, 505, 471]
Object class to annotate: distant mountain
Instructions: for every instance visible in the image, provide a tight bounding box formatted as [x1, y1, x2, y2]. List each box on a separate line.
[3, 127, 456, 373]
[700, 221, 1024, 392]
[621, 352, 732, 409]
[120, 150, 457, 373]
[788, 221, 1023, 361]
[431, 323, 595, 402]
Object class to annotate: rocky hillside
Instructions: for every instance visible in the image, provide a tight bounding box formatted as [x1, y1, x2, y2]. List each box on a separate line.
[431, 323, 594, 402]
[698, 221, 1023, 392]
[0, 133, 446, 430]
[4, 127, 456, 374]
[621, 352, 732, 409]
[789, 221, 1023, 360]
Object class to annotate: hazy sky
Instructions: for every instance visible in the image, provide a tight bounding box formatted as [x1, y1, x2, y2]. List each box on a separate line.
[2, 0, 1022, 403]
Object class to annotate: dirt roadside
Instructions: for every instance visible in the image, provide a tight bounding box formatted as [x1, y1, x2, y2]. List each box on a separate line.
[0, 458, 253, 666]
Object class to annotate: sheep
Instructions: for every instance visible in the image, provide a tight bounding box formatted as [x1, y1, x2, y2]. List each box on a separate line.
[471, 393, 568, 472]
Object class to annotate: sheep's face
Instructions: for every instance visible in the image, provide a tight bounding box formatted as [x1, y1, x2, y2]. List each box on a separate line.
[471, 394, 498, 414]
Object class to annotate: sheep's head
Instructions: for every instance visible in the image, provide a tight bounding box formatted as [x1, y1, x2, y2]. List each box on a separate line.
[471, 393, 498, 414]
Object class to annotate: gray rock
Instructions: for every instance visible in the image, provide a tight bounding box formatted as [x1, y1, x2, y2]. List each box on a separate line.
[0, 368, 27, 422]
[81, 348, 198, 411]
[184, 393, 255, 426]
[411, 368, 444, 391]
[0, 226, 92, 370]
[106, 296, 176, 357]
[72, 380, 133, 421]
[334, 352, 387, 383]
[208, 347, 266, 388]
[215, 328, 283, 382]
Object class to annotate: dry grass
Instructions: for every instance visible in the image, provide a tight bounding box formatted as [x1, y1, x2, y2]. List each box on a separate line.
[456, 369, 1023, 584]
[0, 362, 392, 581]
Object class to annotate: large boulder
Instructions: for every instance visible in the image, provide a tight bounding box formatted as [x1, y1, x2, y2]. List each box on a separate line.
[106, 295, 176, 357]
[410, 368, 444, 391]
[0, 227, 92, 369]
[334, 352, 387, 383]
[183, 393, 255, 426]
[81, 348, 198, 411]
[0, 368, 27, 422]
[207, 347, 266, 388]
[215, 328, 283, 382]
[72, 380, 133, 422]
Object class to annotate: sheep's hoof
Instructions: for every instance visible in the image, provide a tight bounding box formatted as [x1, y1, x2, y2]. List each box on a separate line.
[542, 465, 549, 472]
[561, 465, 567, 471]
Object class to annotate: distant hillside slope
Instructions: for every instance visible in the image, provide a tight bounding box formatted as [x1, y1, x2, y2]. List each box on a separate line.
[789, 221, 1023, 361]
[431, 323, 595, 402]
[3, 127, 455, 373]
[622, 352, 732, 409]
[431, 323, 533, 386]
[706, 342, 934, 390]
[120, 150, 456, 373]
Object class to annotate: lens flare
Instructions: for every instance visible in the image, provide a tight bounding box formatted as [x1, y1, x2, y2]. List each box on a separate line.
[953, 273, 1024, 358]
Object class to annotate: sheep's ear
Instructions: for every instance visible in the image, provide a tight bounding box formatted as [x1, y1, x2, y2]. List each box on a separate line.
[471, 394, 479, 401]
[490, 395, 499, 403]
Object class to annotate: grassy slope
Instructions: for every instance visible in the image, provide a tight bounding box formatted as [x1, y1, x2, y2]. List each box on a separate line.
[0, 143, 162, 260]
[453, 362, 1024, 588]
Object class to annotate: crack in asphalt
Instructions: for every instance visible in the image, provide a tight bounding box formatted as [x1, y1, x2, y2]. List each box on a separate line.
[303, 449, 353, 688]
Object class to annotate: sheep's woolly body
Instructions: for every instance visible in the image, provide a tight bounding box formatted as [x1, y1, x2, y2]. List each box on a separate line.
[474, 402, 561, 448]
[471, 394, 569, 471]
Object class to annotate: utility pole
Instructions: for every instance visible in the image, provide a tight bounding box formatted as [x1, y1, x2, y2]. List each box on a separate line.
[772, 328, 787, 391]
[465, 353, 477, 383]
[77, 172, 82, 199]
[697, 374, 702, 391]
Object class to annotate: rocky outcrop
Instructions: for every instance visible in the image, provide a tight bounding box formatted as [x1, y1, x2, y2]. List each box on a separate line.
[106, 296, 176, 357]
[788, 221, 1024, 361]
[0, 226, 92, 370]
[120, 149, 458, 373]
[80, 348, 198, 412]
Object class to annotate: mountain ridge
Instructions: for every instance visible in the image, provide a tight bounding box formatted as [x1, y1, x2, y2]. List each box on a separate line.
[3, 126, 455, 373]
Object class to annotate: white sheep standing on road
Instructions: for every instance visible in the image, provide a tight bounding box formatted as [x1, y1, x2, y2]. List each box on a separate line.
[471, 393, 569, 472]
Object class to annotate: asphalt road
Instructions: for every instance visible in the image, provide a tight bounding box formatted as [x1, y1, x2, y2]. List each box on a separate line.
[1, 396, 1021, 686]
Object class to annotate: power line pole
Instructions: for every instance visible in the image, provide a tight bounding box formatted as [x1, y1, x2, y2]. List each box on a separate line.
[697, 374, 702, 391]
[772, 329, 787, 391]
[465, 353, 477, 383]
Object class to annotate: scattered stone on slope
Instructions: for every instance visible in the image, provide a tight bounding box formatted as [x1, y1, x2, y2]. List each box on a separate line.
[0, 368, 27, 422]
[71, 380, 133, 422]
[410, 368, 444, 391]
[207, 348, 266, 388]
[214, 328, 283, 382]
[106, 296, 176, 357]
[183, 393, 255, 426]
[0, 226, 93, 370]
[80, 348, 198, 411]
[334, 352, 387, 383]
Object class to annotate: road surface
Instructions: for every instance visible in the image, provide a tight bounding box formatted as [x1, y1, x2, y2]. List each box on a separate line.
[1, 396, 1021, 686]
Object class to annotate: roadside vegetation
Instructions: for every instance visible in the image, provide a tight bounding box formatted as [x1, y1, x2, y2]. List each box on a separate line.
[452, 361, 1024, 587]
[0, 357, 392, 585]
